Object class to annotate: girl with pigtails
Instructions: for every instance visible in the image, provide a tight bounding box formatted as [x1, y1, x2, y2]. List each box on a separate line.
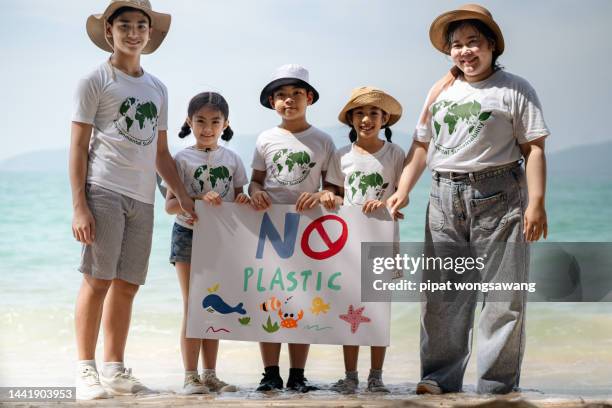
[323, 86, 405, 393]
[164, 92, 250, 394]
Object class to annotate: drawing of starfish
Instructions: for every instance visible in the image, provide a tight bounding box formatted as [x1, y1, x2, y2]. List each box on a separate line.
[339, 305, 371, 333]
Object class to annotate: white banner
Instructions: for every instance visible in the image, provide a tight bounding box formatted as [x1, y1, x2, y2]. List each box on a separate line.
[187, 202, 393, 346]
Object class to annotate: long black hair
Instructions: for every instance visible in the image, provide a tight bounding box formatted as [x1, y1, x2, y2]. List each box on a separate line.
[178, 92, 234, 141]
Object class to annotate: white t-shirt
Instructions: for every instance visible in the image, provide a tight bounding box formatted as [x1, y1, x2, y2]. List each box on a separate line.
[72, 62, 168, 204]
[326, 142, 405, 205]
[414, 70, 550, 172]
[251, 126, 336, 204]
[172, 146, 248, 229]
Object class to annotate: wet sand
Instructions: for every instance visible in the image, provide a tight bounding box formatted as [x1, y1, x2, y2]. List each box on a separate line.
[3, 388, 611, 408]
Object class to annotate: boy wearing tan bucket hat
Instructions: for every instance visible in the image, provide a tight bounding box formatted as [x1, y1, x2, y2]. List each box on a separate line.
[70, 0, 196, 400]
[387, 4, 550, 395]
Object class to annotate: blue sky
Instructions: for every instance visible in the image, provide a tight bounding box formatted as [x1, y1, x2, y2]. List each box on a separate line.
[1, 0, 611, 160]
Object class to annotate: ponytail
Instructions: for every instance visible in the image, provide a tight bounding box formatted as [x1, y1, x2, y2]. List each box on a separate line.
[178, 121, 191, 138]
[221, 125, 234, 142]
[348, 128, 357, 143]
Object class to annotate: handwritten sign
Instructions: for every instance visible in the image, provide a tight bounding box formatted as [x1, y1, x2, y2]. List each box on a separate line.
[186, 203, 393, 346]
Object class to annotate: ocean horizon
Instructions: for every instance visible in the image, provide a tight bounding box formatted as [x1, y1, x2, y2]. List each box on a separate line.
[1, 170, 611, 397]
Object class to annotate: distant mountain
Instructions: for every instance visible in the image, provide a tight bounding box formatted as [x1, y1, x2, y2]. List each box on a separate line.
[546, 141, 611, 179]
[1, 138, 609, 179]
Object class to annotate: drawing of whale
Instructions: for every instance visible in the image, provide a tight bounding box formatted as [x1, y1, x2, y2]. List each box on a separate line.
[202, 294, 247, 315]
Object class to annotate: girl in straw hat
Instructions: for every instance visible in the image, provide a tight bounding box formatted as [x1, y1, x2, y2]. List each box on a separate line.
[70, 0, 196, 400]
[387, 4, 550, 395]
[323, 87, 405, 393]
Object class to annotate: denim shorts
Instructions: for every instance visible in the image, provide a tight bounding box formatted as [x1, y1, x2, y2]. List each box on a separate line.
[169, 223, 193, 265]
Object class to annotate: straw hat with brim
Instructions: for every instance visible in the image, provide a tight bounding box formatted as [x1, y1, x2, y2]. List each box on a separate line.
[260, 64, 319, 109]
[429, 3, 504, 56]
[86, 0, 171, 55]
[338, 87, 403, 127]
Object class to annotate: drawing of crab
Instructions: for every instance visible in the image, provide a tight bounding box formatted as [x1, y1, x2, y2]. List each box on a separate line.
[278, 308, 304, 329]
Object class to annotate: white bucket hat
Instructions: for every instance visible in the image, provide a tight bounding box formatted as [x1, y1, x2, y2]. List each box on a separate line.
[259, 64, 320, 109]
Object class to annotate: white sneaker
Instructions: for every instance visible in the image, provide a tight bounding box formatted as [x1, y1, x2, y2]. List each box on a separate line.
[100, 367, 155, 396]
[202, 372, 236, 393]
[330, 377, 359, 394]
[76, 366, 110, 400]
[183, 373, 209, 395]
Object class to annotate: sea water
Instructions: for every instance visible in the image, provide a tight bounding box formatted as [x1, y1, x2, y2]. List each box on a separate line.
[1, 171, 611, 396]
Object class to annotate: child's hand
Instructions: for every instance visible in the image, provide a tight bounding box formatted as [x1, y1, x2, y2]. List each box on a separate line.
[392, 210, 405, 220]
[524, 202, 548, 242]
[72, 206, 96, 244]
[319, 191, 339, 210]
[202, 191, 222, 206]
[250, 191, 271, 210]
[178, 195, 198, 223]
[235, 193, 250, 205]
[362, 200, 385, 214]
[387, 191, 409, 215]
[296, 192, 321, 212]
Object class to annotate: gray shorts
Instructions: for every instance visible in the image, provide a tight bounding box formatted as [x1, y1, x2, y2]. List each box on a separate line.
[79, 183, 154, 285]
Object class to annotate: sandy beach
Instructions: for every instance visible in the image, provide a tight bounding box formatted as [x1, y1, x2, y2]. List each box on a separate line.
[2, 391, 611, 408]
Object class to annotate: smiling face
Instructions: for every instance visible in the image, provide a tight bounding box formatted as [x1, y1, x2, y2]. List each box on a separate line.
[187, 105, 228, 150]
[268, 85, 314, 121]
[449, 23, 495, 82]
[349, 105, 389, 141]
[105, 10, 152, 56]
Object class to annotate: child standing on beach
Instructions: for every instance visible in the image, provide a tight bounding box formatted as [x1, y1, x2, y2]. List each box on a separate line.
[249, 64, 336, 392]
[324, 87, 405, 394]
[165, 92, 248, 394]
[70, 0, 196, 400]
[387, 4, 549, 395]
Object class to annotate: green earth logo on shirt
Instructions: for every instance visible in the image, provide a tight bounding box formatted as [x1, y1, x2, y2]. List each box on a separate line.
[270, 149, 316, 185]
[346, 171, 389, 204]
[114, 97, 158, 146]
[192, 165, 232, 197]
[431, 100, 492, 156]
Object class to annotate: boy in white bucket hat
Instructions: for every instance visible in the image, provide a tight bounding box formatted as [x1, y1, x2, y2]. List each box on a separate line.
[70, 0, 196, 400]
[249, 64, 336, 392]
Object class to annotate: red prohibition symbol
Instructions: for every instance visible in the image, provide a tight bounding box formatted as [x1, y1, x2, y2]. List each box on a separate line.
[300, 215, 348, 260]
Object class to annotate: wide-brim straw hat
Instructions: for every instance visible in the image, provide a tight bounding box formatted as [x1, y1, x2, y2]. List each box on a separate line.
[260, 64, 319, 109]
[429, 3, 504, 55]
[86, 0, 171, 54]
[338, 87, 402, 127]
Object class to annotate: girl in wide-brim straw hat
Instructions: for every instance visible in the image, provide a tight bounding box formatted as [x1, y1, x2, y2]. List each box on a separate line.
[387, 3, 551, 395]
[71, 0, 198, 401]
[324, 88, 405, 393]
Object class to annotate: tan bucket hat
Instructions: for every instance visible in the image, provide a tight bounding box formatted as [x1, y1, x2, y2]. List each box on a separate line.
[338, 87, 403, 127]
[86, 0, 171, 54]
[429, 3, 504, 55]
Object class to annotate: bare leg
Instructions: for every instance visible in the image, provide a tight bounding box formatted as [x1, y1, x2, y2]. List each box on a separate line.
[201, 339, 219, 369]
[75, 275, 112, 360]
[176, 263, 201, 371]
[101, 278, 139, 362]
[370, 346, 386, 370]
[259, 342, 281, 366]
[288, 343, 309, 369]
[343, 345, 359, 372]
